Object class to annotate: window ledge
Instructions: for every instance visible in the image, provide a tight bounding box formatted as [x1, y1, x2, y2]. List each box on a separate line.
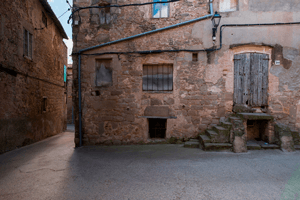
[139, 116, 177, 119]
[143, 91, 173, 94]
[23, 55, 32, 61]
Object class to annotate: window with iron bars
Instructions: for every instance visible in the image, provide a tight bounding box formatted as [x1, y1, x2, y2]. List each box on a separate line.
[143, 64, 173, 91]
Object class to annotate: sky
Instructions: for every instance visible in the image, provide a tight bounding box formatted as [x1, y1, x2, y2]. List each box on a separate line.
[47, 0, 73, 64]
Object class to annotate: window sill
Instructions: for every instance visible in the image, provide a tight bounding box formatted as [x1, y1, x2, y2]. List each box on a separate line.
[143, 91, 173, 94]
[23, 55, 33, 61]
[139, 116, 177, 119]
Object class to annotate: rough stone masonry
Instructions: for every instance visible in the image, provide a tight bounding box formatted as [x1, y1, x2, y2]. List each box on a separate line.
[72, 0, 300, 147]
[0, 0, 68, 153]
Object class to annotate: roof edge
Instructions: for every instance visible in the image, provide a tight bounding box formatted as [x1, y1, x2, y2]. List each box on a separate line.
[39, 0, 68, 39]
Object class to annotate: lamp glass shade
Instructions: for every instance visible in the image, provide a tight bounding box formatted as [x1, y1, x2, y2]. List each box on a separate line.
[211, 12, 221, 28]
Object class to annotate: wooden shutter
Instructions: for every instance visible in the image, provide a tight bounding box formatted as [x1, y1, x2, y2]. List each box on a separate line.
[234, 53, 269, 107]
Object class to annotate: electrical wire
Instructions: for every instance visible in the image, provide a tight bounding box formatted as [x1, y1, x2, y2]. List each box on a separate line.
[66, 0, 72, 9]
[75, 21, 300, 56]
[68, 0, 180, 24]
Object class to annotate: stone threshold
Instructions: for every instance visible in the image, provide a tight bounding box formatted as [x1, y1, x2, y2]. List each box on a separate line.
[247, 140, 279, 150]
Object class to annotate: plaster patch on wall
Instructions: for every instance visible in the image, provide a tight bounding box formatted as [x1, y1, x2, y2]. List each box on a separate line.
[208, 86, 221, 93]
[205, 65, 223, 84]
[225, 101, 233, 112]
[269, 73, 280, 95]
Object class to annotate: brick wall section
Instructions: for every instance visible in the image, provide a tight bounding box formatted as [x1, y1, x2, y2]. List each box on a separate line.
[0, 0, 67, 153]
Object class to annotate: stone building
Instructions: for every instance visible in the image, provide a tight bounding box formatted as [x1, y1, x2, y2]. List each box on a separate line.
[67, 64, 74, 124]
[72, 0, 300, 152]
[0, 0, 68, 153]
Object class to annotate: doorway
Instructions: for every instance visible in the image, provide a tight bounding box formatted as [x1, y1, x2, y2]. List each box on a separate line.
[234, 53, 269, 108]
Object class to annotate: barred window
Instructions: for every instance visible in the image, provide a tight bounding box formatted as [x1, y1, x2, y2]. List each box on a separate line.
[143, 64, 173, 91]
[23, 29, 32, 59]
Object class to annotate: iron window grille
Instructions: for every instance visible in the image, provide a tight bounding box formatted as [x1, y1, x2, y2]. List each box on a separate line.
[143, 64, 173, 91]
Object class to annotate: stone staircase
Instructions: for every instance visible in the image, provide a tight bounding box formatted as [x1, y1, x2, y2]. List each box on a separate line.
[184, 113, 300, 152]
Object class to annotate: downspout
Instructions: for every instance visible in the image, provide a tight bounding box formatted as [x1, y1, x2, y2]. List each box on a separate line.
[76, 0, 214, 147]
[78, 54, 82, 147]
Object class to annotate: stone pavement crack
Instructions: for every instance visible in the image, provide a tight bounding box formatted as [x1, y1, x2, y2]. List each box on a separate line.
[18, 168, 67, 173]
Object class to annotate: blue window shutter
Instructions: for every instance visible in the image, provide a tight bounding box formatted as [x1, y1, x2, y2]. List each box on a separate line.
[64, 65, 67, 82]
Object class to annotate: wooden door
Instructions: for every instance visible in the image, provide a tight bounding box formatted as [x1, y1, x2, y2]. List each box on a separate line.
[234, 53, 269, 107]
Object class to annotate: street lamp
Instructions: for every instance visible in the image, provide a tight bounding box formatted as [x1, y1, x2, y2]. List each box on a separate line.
[211, 12, 222, 41]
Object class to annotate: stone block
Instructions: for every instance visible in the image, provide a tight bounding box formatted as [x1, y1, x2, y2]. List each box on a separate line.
[233, 136, 247, 153]
[151, 98, 162, 106]
[111, 91, 123, 96]
[164, 98, 175, 105]
[188, 110, 198, 116]
[144, 106, 169, 117]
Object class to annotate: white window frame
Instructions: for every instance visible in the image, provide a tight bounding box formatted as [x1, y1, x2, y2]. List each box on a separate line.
[152, 0, 170, 18]
[23, 28, 33, 59]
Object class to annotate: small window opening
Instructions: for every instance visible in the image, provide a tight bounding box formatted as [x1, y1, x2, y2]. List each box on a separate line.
[42, 97, 47, 112]
[149, 118, 166, 138]
[42, 12, 47, 27]
[153, 0, 169, 18]
[23, 28, 32, 59]
[192, 53, 198, 61]
[99, 4, 111, 24]
[95, 91, 100, 96]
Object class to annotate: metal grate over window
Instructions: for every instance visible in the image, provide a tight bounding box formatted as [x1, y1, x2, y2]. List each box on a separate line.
[143, 64, 173, 91]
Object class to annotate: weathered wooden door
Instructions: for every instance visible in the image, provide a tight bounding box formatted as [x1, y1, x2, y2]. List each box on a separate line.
[234, 53, 269, 107]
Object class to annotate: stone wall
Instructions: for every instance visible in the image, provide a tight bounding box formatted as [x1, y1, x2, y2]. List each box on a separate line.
[0, 0, 68, 153]
[73, 0, 300, 146]
[67, 64, 74, 123]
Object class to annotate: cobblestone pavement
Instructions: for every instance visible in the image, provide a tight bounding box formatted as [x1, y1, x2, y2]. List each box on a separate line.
[0, 125, 299, 200]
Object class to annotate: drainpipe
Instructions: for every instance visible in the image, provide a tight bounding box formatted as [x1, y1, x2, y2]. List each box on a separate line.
[78, 54, 82, 147]
[76, 0, 214, 147]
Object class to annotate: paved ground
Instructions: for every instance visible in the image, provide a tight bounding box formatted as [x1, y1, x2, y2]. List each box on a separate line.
[0, 125, 300, 200]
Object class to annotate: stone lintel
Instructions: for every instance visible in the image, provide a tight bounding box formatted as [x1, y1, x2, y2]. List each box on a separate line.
[237, 113, 274, 120]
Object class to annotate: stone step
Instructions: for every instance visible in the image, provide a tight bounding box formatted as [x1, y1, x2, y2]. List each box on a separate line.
[261, 144, 280, 149]
[212, 125, 230, 143]
[229, 116, 241, 121]
[295, 145, 300, 150]
[204, 143, 232, 151]
[205, 129, 218, 140]
[212, 125, 227, 134]
[189, 139, 199, 143]
[220, 121, 232, 129]
[184, 141, 199, 148]
[199, 135, 211, 143]
[247, 141, 261, 150]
